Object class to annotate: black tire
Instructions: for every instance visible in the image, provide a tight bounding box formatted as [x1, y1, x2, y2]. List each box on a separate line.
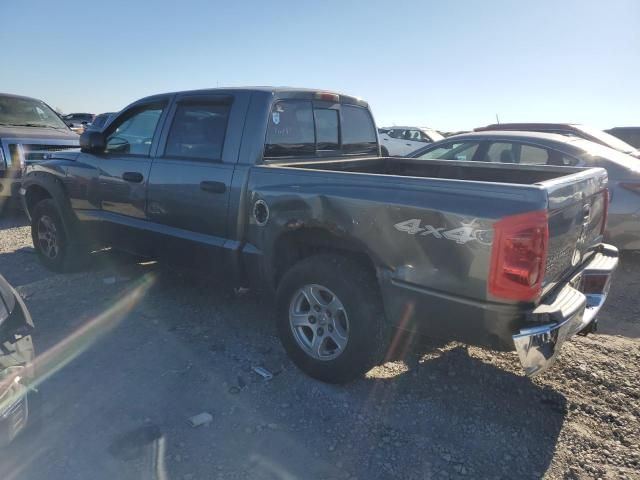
[276, 254, 390, 384]
[381, 146, 389, 157]
[30, 199, 87, 272]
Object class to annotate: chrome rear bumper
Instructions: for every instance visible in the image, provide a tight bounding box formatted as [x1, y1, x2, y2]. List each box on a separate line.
[513, 244, 618, 376]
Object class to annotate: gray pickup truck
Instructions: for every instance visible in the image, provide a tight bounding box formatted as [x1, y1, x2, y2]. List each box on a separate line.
[0, 93, 79, 213]
[19, 87, 618, 383]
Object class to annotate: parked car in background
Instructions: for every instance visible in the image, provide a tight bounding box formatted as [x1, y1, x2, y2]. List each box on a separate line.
[607, 127, 640, 149]
[0, 273, 35, 447]
[62, 113, 95, 133]
[410, 131, 640, 250]
[84, 112, 115, 132]
[0, 93, 79, 214]
[378, 126, 444, 156]
[475, 123, 640, 159]
[19, 87, 616, 382]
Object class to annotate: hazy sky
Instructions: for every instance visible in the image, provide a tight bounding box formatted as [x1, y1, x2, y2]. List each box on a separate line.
[1, 0, 638, 131]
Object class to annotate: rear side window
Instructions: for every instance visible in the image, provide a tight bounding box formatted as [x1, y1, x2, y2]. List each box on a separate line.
[519, 144, 550, 165]
[484, 142, 516, 163]
[341, 105, 377, 154]
[164, 102, 230, 161]
[265, 100, 315, 157]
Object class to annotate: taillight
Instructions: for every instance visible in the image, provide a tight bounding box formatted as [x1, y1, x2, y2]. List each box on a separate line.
[489, 210, 549, 301]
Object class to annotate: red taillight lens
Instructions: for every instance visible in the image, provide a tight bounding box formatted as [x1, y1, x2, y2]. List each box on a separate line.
[489, 210, 549, 301]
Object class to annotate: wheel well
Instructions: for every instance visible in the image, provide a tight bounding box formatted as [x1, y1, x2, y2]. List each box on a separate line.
[24, 185, 52, 216]
[272, 228, 378, 288]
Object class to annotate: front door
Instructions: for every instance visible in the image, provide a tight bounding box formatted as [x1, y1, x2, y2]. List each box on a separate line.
[80, 100, 170, 254]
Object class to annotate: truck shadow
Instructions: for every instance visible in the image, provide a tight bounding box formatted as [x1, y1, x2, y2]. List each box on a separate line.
[356, 342, 566, 478]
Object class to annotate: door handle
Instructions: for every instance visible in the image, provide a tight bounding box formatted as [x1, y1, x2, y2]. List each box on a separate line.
[406, 143, 412, 146]
[200, 181, 226, 193]
[122, 171, 144, 183]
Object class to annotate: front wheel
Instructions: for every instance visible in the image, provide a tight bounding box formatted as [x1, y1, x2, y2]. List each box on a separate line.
[31, 199, 86, 272]
[276, 254, 390, 383]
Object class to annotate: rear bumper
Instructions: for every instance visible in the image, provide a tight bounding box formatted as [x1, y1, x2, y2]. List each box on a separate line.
[513, 244, 618, 376]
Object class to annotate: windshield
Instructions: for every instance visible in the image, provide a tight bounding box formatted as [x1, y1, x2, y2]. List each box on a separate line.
[0, 95, 68, 129]
[576, 125, 638, 154]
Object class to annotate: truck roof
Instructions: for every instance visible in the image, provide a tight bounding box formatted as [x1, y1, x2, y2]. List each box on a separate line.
[135, 87, 368, 107]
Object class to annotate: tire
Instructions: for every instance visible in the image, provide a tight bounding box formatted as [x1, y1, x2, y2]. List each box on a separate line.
[276, 254, 390, 383]
[381, 146, 389, 157]
[30, 199, 87, 272]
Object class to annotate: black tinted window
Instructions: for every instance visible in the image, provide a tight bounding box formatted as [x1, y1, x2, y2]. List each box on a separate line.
[341, 105, 377, 154]
[314, 108, 339, 150]
[106, 104, 164, 155]
[165, 102, 230, 161]
[265, 100, 315, 158]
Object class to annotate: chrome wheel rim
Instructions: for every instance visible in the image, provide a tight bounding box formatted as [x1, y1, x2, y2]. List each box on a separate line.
[37, 215, 59, 259]
[289, 284, 349, 361]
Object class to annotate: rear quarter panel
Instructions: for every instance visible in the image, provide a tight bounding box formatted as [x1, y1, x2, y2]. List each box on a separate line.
[244, 165, 549, 303]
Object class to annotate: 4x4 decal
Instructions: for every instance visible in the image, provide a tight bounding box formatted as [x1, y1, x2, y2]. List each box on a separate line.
[394, 218, 492, 245]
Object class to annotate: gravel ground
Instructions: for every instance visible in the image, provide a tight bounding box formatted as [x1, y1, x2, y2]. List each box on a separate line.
[0, 215, 638, 480]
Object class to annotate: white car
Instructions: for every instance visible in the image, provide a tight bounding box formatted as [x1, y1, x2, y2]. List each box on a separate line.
[378, 126, 444, 156]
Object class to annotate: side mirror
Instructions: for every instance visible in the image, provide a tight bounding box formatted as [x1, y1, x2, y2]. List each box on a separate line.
[80, 130, 106, 153]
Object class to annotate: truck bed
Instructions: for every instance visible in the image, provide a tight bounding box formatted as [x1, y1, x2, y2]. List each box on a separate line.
[279, 156, 576, 185]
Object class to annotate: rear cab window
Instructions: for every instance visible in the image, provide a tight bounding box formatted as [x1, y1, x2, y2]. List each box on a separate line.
[264, 98, 377, 159]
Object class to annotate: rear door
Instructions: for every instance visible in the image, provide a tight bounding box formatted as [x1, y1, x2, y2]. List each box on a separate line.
[145, 92, 248, 267]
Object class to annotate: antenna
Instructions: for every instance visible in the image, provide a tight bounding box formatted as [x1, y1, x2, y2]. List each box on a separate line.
[495, 113, 500, 124]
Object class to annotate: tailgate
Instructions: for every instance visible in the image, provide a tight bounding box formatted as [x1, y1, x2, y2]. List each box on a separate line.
[541, 167, 609, 292]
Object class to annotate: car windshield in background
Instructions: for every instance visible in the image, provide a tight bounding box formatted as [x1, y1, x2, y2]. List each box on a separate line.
[577, 125, 639, 154]
[0, 96, 68, 129]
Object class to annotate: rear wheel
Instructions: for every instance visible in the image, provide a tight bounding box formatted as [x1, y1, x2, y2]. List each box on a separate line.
[30, 199, 87, 272]
[381, 146, 389, 156]
[276, 254, 390, 383]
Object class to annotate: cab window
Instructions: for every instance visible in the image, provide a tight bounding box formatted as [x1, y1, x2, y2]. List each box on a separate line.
[264, 100, 315, 158]
[105, 103, 165, 156]
[164, 101, 230, 161]
[341, 105, 377, 154]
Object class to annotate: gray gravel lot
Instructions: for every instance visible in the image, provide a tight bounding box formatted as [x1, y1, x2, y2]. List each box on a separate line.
[0, 215, 638, 480]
